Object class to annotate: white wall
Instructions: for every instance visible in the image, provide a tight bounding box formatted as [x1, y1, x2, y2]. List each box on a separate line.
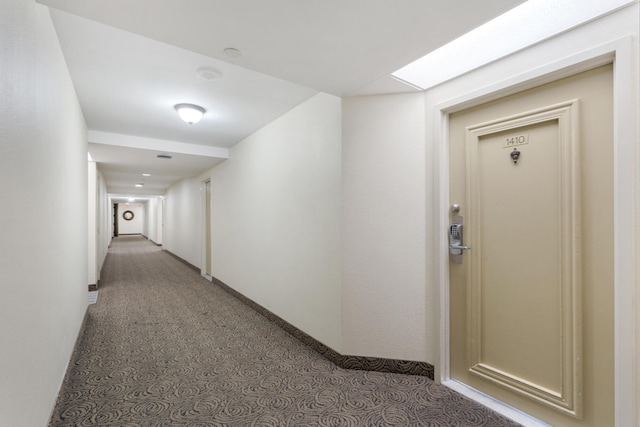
[88, 161, 98, 286]
[0, 3, 88, 426]
[164, 93, 343, 350]
[117, 203, 144, 234]
[209, 92, 342, 350]
[143, 197, 163, 245]
[96, 170, 110, 277]
[163, 178, 202, 266]
[342, 92, 428, 361]
[156, 198, 163, 245]
[88, 163, 111, 286]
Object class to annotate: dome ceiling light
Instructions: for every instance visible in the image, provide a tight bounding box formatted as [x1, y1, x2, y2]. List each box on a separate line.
[174, 103, 206, 124]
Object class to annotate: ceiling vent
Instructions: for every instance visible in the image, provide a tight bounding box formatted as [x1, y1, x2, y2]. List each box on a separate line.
[156, 154, 173, 159]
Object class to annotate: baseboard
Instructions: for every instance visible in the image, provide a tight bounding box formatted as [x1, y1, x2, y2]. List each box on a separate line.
[141, 235, 162, 246]
[211, 276, 434, 379]
[163, 249, 200, 272]
[49, 307, 90, 426]
[160, 248, 434, 378]
[443, 380, 552, 427]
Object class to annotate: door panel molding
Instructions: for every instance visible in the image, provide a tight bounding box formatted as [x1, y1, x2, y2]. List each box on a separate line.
[465, 101, 582, 417]
[434, 37, 636, 427]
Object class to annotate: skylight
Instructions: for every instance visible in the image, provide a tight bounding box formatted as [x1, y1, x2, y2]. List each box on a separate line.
[392, 0, 633, 90]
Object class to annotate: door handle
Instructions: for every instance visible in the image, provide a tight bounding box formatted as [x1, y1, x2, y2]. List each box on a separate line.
[449, 220, 470, 263]
[449, 242, 471, 251]
[449, 223, 471, 255]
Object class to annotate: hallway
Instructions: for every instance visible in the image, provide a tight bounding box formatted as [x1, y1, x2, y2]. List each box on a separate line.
[49, 236, 520, 426]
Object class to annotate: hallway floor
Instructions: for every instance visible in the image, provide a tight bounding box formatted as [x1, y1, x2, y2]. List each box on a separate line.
[49, 236, 521, 426]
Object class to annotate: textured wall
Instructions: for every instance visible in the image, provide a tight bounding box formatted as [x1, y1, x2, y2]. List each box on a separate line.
[341, 93, 428, 362]
[206, 93, 342, 351]
[163, 178, 202, 267]
[0, 3, 88, 425]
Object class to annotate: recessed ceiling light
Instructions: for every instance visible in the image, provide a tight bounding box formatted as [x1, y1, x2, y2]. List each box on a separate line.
[196, 67, 222, 81]
[135, 183, 144, 188]
[142, 173, 151, 177]
[224, 47, 242, 58]
[174, 103, 206, 124]
[156, 154, 173, 159]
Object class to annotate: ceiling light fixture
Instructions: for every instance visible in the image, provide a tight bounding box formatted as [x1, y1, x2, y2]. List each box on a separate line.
[142, 173, 151, 177]
[135, 183, 144, 188]
[174, 103, 206, 124]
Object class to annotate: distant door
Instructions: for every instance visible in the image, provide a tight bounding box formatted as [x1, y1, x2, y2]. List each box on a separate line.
[448, 65, 613, 426]
[113, 203, 119, 237]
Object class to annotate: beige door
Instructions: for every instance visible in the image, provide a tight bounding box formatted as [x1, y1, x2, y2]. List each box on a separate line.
[449, 65, 613, 427]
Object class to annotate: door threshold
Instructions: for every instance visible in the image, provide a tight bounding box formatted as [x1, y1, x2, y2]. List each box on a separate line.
[443, 379, 551, 427]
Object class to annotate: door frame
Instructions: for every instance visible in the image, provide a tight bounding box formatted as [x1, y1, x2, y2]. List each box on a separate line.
[434, 37, 636, 426]
[113, 202, 119, 237]
[201, 178, 213, 280]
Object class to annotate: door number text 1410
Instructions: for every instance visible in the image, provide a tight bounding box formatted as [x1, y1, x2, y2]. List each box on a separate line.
[503, 134, 529, 148]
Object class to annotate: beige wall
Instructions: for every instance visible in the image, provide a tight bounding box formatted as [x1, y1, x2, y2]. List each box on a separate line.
[0, 2, 88, 425]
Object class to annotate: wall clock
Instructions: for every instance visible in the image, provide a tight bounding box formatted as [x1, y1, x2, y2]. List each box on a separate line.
[122, 210, 134, 221]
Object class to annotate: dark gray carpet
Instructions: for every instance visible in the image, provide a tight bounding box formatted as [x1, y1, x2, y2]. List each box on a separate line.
[49, 235, 521, 426]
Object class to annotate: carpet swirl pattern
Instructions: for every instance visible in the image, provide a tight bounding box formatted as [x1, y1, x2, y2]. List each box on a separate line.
[49, 236, 521, 426]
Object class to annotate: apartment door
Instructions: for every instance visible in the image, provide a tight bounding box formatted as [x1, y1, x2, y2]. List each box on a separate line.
[448, 65, 613, 427]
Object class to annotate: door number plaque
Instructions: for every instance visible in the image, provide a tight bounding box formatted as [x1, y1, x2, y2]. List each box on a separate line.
[503, 134, 529, 148]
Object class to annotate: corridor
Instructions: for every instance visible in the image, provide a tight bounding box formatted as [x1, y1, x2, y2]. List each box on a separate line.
[49, 236, 519, 426]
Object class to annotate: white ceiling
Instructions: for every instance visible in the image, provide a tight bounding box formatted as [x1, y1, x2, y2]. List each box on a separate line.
[88, 142, 227, 197]
[38, 0, 525, 199]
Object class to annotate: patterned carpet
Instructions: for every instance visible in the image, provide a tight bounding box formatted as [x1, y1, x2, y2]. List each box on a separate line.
[49, 235, 521, 426]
